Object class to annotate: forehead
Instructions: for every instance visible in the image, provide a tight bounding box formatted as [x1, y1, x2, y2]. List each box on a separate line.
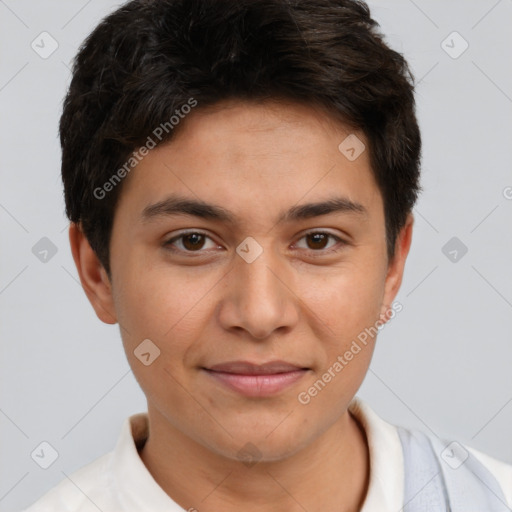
[114, 100, 382, 228]
[166, 99, 362, 163]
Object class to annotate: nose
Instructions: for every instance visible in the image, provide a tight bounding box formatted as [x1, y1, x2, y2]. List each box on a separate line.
[217, 240, 300, 340]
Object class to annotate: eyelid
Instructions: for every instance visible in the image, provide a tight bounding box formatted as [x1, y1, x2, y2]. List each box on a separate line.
[163, 229, 347, 255]
[164, 229, 221, 252]
[291, 230, 346, 253]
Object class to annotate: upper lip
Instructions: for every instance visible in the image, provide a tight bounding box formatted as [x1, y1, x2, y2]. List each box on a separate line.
[205, 360, 308, 375]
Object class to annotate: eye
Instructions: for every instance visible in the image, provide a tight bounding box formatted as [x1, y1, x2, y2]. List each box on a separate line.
[164, 231, 220, 253]
[163, 230, 346, 256]
[294, 231, 345, 253]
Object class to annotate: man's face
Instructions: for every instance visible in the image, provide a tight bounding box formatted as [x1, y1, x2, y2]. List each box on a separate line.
[95, 100, 409, 461]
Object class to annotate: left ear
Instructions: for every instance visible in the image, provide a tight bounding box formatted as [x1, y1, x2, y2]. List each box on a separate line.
[380, 213, 414, 318]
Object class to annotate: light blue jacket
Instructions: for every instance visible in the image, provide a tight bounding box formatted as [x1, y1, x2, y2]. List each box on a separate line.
[397, 427, 509, 511]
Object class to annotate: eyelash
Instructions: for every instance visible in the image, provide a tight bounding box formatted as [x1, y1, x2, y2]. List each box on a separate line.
[163, 230, 346, 256]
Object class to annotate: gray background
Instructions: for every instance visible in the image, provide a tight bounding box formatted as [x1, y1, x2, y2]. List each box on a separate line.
[1, 0, 511, 510]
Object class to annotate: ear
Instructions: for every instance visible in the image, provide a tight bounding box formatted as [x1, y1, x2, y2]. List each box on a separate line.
[380, 213, 414, 319]
[68, 223, 117, 324]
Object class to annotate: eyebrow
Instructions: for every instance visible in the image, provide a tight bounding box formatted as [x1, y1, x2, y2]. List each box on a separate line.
[141, 193, 367, 224]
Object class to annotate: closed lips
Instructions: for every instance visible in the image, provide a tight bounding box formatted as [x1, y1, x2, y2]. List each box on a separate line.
[202, 361, 310, 397]
[204, 360, 309, 375]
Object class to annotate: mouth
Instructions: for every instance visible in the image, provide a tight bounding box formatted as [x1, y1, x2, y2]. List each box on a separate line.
[202, 360, 310, 397]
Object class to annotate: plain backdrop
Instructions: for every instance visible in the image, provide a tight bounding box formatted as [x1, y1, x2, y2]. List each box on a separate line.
[1, 0, 511, 510]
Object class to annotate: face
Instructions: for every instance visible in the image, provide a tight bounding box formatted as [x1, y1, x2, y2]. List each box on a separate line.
[73, 99, 412, 462]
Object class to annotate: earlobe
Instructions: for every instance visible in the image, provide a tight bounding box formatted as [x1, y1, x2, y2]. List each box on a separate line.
[381, 213, 414, 315]
[68, 223, 118, 325]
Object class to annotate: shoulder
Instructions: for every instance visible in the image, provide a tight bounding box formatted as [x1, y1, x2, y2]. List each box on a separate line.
[466, 444, 512, 506]
[21, 451, 115, 512]
[349, 397, 512, 510]
[399, 425, 512, 509]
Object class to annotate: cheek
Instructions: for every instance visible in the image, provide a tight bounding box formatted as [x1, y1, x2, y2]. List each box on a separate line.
[115, 263, 184, 326]
[296, 260, 386, 339]
[296, 347, 372, 423]
[295, 269, 382, 411]
[113, 264, 220, 360]
[113, 269, 203, 404]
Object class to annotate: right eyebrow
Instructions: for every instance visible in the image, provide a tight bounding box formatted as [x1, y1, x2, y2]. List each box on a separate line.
[141, 195, 236, 223]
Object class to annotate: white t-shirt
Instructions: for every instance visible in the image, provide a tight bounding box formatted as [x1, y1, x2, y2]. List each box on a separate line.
[22, 397, 512, 511]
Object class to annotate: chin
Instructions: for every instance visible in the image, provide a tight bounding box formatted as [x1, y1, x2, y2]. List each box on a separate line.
[203, 419, 315, 464]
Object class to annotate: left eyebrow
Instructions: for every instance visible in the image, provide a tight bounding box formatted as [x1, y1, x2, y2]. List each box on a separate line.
[282, 197, 367, 223]
[140, 193, 367, 224]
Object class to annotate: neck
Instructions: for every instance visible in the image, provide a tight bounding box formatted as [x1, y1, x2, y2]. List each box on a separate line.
[139, 405, 370, 512]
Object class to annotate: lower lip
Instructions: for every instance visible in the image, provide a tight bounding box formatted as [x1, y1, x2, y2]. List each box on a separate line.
[203, 369, 308, 397]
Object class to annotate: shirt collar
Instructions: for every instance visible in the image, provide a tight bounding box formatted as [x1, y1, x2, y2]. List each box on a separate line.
[348, 398, 404, 512]
[110, 412, 182, 511]
[110, 397, 403, 511]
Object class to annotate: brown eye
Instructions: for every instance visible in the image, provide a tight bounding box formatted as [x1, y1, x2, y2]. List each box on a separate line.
[164, 231, 218, 253]
[181, 233, 206, 251]
[306, 233, 330, 250]
[294, 231, 345, 255]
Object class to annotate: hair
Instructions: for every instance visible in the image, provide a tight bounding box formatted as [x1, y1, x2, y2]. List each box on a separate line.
[60, 0, 421, 276]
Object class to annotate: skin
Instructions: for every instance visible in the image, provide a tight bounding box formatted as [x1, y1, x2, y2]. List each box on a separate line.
[70, 99, 413, 512]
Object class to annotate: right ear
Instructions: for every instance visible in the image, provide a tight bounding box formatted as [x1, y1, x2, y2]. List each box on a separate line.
[68, 222, 118, 325]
